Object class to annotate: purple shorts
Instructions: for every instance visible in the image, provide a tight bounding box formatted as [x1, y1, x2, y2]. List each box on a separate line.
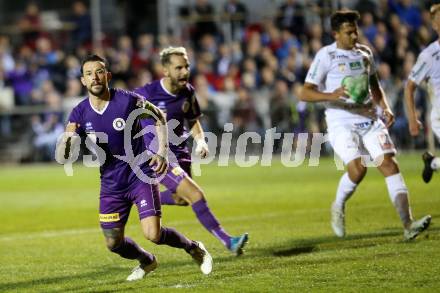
[160, 154, 191, 193]
[99, 182, 161, 229]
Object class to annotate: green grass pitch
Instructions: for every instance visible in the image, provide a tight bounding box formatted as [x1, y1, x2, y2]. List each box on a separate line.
[0, 153, 439, 292]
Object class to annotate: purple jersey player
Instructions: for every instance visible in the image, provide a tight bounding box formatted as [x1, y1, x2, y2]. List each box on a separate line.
[55, 55, 212, 281]
[135, 47, 248, 255]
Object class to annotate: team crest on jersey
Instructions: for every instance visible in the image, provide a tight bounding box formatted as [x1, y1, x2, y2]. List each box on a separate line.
[112, 118, 125, 131]
[338, 63, 346, 73]
[182, 100, 190, 113]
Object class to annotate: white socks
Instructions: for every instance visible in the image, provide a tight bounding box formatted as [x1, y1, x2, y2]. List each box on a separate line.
[385, 173, 412, 228]
[431, 157, 440, 170]
[334, 173, 357, 208]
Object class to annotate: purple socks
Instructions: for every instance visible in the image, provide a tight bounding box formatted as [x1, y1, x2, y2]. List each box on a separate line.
[156, 227, 196, 252]
[192, 199, 231, 248]
[110, 237, 155, 264]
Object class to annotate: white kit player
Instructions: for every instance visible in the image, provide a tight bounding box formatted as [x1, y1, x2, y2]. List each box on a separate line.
[300, 10, 431, 240]
[405, 3, 440, 183]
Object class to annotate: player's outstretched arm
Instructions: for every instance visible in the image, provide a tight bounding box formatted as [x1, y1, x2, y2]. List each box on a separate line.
[143, 101, 169, 174]
[404, 79, 422, 136]
[299, 83, 348, 102]
[189, 119, 209, 159]
[55, 122, 80, 163]
[370, 73, 394, 128]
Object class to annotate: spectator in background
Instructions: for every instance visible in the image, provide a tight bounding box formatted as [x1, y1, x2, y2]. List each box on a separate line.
[360, 12, 378, 44]
[31, 111, 64, 161]
[388, 0, 422, 32]
[194, 73, 221, 133]
[69, 1, 92, 50]
[224, 0, 248, 41]
[276, 0, 305, 38]
[232, 87, 258, 135]
[132, 34, 155, 73]
[18, 2, 42, 49]
[188, 0, 220, 46]
[355, 0, 379, 18]
[7, 60, 33, 105]
[0, 36, 15, 74]
[31, 89, 64, 161]
[270, 80, 292, 152]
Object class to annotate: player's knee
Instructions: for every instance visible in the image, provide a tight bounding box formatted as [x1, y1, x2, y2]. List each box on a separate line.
[102, 228, 124, 251]
[349, 162, 367, 183]
[143, 227, 161, 243]
[378, 155, 399, 175]
[172, 194, 190, 206]
[189, 188, 204, 203]
[106, 236, 123, 251]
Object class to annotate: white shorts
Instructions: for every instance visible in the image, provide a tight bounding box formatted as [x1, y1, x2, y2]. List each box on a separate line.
[431, 108, 440, 141]
[327, 119, 396, 164]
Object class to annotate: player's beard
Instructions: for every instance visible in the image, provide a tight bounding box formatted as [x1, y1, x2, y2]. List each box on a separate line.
[172, 76, 188, 91]
[89, 84, 105, 96]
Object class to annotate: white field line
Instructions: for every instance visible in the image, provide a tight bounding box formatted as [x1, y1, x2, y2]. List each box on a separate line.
[0, 200, 436, 242]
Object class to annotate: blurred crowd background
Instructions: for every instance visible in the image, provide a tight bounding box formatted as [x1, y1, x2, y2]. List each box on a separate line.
[0, 0, 439, 162]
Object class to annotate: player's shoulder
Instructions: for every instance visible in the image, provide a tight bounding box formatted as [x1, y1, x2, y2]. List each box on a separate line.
[418, 41, 440, 59]
[355, 43, 374, 57]
[113, 88, 144, 101]
[135, 80, 160, 95]
[72, 96, 90, 112]
[316, 42, 337, 58]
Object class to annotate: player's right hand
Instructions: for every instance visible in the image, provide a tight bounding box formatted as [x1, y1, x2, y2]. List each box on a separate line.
[409, 119, 422, 136]
[63, 122, 79, 142]
[150, 153, 168, 174]
[331, 86, 350, 101]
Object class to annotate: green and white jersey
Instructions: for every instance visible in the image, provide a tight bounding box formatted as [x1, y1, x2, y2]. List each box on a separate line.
[305, 42, 377, 122]
[409, 40, 440, 110]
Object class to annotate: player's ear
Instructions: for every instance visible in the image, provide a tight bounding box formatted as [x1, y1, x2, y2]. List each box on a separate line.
[107, 71, 112, 82]
[80, 76, 86, 86]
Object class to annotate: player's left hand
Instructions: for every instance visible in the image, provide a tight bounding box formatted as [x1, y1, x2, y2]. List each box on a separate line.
[150, 153, 168, 174]
[195, 139, 209, 159]
[383, 108, 395, 128]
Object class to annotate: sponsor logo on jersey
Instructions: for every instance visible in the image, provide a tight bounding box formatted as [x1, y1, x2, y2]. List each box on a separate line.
[99, 213, 120, 222]
[349, 61, 362, 70]
[112, 118, 125, 131]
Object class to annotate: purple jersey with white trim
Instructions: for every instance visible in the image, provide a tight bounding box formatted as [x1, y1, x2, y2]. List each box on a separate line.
[68, 88, 155, 194]
[135, 79, 201, 159]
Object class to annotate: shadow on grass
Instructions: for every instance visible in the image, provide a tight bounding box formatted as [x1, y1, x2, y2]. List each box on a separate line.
[269, 225, 439, 258]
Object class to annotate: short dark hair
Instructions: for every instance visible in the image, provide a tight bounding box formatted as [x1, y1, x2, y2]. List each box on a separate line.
[330, 10, 360, 31]
[80, 54, 109, 75]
